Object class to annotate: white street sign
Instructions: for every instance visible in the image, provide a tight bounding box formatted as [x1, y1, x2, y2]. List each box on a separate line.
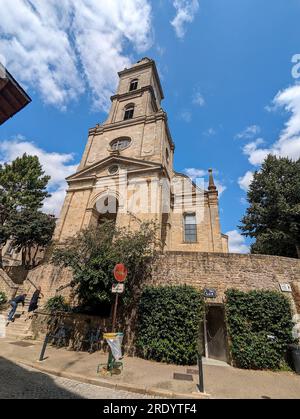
[112, 284, 125, 294]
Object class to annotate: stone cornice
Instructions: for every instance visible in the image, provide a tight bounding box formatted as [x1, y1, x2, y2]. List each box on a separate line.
[110, 85, 159, 112]
[67, 155, 164, 182]
[88, 111, 175, 151]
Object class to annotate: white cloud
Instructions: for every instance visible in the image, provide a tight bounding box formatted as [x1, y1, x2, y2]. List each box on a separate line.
[238, 85, 300, 192]
[184, 168, 227, 196]
[43, 186, 68, 216]
[243, 85, 300, 167]
[171, 0, 199, 38]
[235, 125, 261, 140]
[193, 91, 205, 107]
[226, 230, 249, 254]
[238, 171, 254, 192]
[179, 110, 192, 123]
[214, 180, 227, 196]
[242, 138, 267, 166]
[203, 128, 216, 136]
[0, 0, 153, 111]
[0, 137, 78, 216]
[184, 168, 206, 179]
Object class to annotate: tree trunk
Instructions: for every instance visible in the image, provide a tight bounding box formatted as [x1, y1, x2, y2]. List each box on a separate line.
[0, 247, 3, 269]
[21, 248, 26, 268]
[32, 246, 39, 269]
[296, 244, 300, 259]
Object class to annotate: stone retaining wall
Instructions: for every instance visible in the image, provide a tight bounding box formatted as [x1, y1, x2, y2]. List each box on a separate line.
[2, 252, 300, 348]
[150, 252, 300, 312]
[30, 311, 111, 349]
[24, 252, 300, 307]
[0, 269, 19, 300]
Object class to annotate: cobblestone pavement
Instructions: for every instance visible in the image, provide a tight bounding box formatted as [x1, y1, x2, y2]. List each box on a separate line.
[0, 358, 154, 399]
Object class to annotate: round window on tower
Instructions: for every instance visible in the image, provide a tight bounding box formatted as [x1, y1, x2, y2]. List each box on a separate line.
[110, 137, 132, 151]
[108, 165, 119, 175]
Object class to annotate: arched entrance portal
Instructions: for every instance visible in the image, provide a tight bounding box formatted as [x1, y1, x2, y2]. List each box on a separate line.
[94, 194, 119, 227]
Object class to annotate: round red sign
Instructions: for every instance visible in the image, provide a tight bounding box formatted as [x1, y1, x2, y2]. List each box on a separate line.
[113, 264, 128, 283]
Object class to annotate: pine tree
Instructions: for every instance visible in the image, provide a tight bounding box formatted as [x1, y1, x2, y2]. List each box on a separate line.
[240, 155, 300, 259]
[0, 154, 51, 267]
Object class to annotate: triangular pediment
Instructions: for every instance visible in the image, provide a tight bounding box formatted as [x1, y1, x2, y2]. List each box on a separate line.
[67, 156, 162, 182]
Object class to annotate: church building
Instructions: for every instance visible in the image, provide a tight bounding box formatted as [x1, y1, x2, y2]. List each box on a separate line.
[54, 58, 228, 254]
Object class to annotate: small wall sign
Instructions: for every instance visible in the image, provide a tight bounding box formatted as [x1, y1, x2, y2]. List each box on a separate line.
[203, 288, 217, 299]
[279, 283, 292, 293]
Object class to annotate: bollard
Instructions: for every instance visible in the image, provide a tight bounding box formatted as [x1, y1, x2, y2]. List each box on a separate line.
[39, 333, 50, 362]
[197, 353, 204, 393]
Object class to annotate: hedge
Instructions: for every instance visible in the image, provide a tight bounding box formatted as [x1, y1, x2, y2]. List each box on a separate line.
[0, 291, 7, 308]
[136, 285, 204, 365]
[45, 296, 70, 313]
[225, 289, 294, 370]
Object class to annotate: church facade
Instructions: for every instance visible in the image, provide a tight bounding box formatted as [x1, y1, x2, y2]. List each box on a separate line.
[54, 58, 228, 253]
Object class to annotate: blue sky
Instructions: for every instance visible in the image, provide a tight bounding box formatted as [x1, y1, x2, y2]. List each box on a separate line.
[1, 0, 300, 253]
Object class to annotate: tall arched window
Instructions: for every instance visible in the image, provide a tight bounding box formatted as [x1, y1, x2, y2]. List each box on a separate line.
[129, 79, 138, 92]
[124, 104, 135, 120]
[184, 213, 197, 243]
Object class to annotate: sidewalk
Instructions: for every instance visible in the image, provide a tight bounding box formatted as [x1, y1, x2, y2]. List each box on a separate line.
[0, 337, 300, 399]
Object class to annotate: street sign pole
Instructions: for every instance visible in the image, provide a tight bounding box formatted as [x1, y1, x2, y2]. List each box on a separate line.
[111, 263, 128, 333]
[197, 353, 204, 393]
[112, 293, 119, 333]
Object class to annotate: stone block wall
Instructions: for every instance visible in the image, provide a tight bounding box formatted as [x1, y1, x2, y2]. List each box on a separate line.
[150, 252, 300, 312]
[0, 269, 19, 300]
[24, 264, 73, 307]
[8, 251, 299, 350]
[30, 311, 111, 350]
[22, 252, 300, 315]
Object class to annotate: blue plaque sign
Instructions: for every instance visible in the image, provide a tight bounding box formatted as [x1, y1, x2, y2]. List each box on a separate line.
[203, 288, 217, 299]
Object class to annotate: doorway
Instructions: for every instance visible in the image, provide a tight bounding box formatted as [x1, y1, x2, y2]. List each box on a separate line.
[205, 304, 228, 363]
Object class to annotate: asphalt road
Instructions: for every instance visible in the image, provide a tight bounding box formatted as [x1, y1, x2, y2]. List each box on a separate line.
[0, 358, 153, 399]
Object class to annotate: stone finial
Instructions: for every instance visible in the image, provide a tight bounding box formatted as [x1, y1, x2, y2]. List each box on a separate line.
[208, 169, 217, 192]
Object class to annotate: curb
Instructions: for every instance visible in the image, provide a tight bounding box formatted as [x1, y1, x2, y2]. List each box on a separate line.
[6, 355, 210, 399]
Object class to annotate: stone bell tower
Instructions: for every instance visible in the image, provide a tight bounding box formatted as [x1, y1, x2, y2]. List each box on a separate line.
[54, 58, 176, 243]
[54, 57, 228, 254]
[78, 57, 174, 172]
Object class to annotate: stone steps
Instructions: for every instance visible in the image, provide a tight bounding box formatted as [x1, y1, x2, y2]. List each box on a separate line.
[5, 331, 33, 340]
[2, 301, 33, 339]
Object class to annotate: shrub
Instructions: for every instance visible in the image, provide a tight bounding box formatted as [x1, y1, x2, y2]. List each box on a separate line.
[225, 289, 294, 370]
[136, 286, 204, 365]
[0, 291, 7, 308]
[45, 296, 70, 313]
[52, 221, 159, 307]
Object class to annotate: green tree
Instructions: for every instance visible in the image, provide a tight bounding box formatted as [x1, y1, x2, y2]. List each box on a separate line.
[52, 221, 159, 308]
[0, 154, 51, 267]
[240, 155, 300, 258]
[8, 210, 56, 269]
